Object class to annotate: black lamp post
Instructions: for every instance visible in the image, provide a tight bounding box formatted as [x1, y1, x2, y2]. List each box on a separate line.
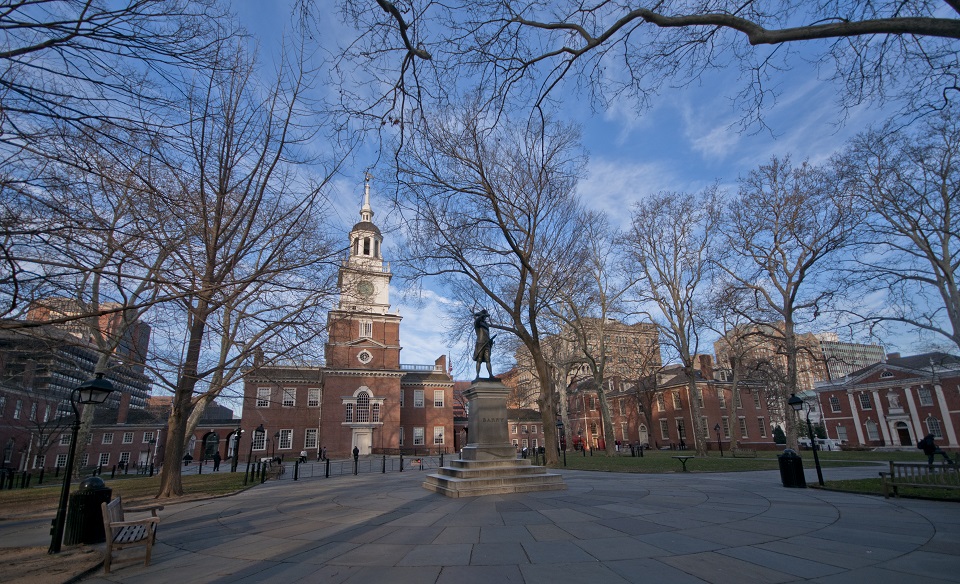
[273, 431, 279, 459]
[245, 424, 264, 485]
[789, 393, 824, 486]
[49, 374, 114, 554]
[230, 427, 242, 472]
[714, 423, 723, 457]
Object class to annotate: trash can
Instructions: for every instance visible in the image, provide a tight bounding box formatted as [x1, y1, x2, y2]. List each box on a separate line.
[778, 448, 807, 488]
[64, 476, 112, 544]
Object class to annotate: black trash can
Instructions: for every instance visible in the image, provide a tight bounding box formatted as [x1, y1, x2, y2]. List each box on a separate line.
[64, 476, 112, 544]
[778, 448, 807, 488]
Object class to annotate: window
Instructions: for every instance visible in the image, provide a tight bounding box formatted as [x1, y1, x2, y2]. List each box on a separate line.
[257, 388, 271, 408]
[927, 417, 944, 439]
[86, 434, 92, 445]
[758, 418, 767, 438]
[399, 390, 404, 407]
[279, 429, 293, 450]
[830, 396, 841, 412]
[282, 388, 296, 407]
[13, 399, 22, 419]
[413, 427, 425, 445]
[372, 403, 380, 422]
[29, 402, 37, 421]
[33, 454, 44, 469]
[434, 427, 444, 444]
[522, 439, 528, 448]
[359, 320, 373, 338]
[102, 433, 114, 445]
[55, 453, 68, 468]
[657, 394, 665, 411]
[660, 419, 670, 439]
[60, 434, 71, 446]
[676, 419, 686, 440]
[531, 425, 537, 434]
[98, 453, 110, 467]
[721, 417, 730, 438]
[399, 427, 404, 446]
[414, 390, 424, 408]
[673, 392, 682, 409]
[305, 429, 318, 449]
[356, 392, 370, 423]
[738, 418, 749, 438]
[718, 391, 727, 409]
[43, 404, 50, 422]
[521, 425, 527, 433]
[880, 371, 894, 378]
[918, 387, 934, 406]
[252, 431, 267, 451]
[3, 439, 13, 464]
[734, 391, 742, 409]
[836, 425, 848, 442]
[512, 439, 519, 447]
[752, 392, 761, 409]
[80, 453, 89, 467]
[511, 424, 518, 434]
[700, 416, 708, 436]
[434, 390, 444, 407]
[532, 439, 538, 449]
[619, 399, 625, 415]
[143, 431, 154, 444]
[119, 452, 130, 465]
[865, 420, 880, 441]
[345, 403, 353, 423]
[590, 422, 598, 435]
[122, 432, 134, 444]
[858, 393, 872, 410]
[589, 396, 597, 410]
[308, 388, 321, 407]
[696, 388, 704, 408]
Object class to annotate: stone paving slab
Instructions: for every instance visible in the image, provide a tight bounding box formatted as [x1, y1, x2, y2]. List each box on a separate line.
[4, 464, 960, 583]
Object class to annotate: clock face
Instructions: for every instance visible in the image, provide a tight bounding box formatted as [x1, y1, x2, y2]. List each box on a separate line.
[357, 280, 375, 298]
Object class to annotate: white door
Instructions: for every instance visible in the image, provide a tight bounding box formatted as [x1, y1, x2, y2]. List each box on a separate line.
[354, 430, 372, 455]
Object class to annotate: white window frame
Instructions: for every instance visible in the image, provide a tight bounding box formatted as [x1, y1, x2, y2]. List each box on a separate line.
[122, 432, 134, 444]
[434, 426, 444, 445]
[718, 391, 727, 409]
[55, 453, 68, 468]
[659, 419, 670, 439]
[304, 429, 318, 449]
[738, 417, 749, 439]
[830, 396, 841, 412]
[98, 453, 110, 467]
[399, 390, 404, 407]
[282, 388, 296, 407]
[657, 393, 665, 412]
[414, 389, 424, 408]
[279, 429, 293, 450]
[252, 432, 267, 451]
[434, 390, 444, 408]
[413, 427, 425, 446]
[927, 417, 944, 439]
[858, 393, 872, 410]
[359, 320, 373, 338]
[918, 387, 934, 406]
[399, 426, 404, 446]
[308, 388, 321, 407]
[102, 433, 114, 445]
[256, 387, 271, 408]
[865, 420, 880, 441]
[721, 417, 730, 438]
[60, 434, 71, 446]
[119, 452, 131, 465]
[757, 417, 767, 438]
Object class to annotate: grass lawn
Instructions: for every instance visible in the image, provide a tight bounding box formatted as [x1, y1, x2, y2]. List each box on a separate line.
[0, 472, 250, 520]
[822, 477, 960, 501]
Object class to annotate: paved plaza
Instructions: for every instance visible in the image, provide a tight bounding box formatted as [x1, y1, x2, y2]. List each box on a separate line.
[2, 464, 959, 583]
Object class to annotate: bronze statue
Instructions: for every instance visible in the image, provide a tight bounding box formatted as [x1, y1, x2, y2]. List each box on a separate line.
[473, 309, 496, 379]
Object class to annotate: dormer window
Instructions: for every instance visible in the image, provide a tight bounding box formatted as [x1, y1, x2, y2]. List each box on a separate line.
[880, 371, 894, 378]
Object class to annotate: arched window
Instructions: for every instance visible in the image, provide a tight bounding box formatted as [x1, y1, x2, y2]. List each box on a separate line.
[926, 416, 944, 439]
[865, 419, 880, 441]
[356, 392, 370, 423]
[203, 433, 220, 458]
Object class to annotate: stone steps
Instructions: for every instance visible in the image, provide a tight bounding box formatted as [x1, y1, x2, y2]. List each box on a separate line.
[422, 462, 566, 497]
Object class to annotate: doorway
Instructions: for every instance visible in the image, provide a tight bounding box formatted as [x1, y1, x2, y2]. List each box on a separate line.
[895, 422, 912, 446]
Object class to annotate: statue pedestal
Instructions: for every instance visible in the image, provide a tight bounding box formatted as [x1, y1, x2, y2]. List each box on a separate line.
[423, 379, 565, 498]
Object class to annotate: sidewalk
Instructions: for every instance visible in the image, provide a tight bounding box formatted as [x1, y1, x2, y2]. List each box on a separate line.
[3, 464, 959, 583]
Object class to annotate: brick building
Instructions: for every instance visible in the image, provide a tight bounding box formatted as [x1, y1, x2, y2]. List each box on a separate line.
[240, 180, 453, 460]
[814, 352, 960, 449]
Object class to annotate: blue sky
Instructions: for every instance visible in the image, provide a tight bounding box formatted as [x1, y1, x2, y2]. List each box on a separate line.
[234, 2, 924, 376]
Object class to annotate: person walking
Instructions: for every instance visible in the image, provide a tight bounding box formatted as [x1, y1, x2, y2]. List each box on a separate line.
[212, 451, 221, 471]
[918, 434, 955, 466]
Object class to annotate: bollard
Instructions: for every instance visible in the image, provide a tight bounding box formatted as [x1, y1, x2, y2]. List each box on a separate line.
[399, 453, 404, 472]
[419, 458, 424, 471]
[38, 467, 44, 485]
[111, 465, 116, 479]
[382, 454, 386, 474]
[325, 458, 330, 478]
[260, 462, 266, 484]
[353, 458, 358, 476]
[294, 460, 299, 481]
[149, 463, 154, 477]
[439, 452, 444, 467]
[640, 445, 644, 457]
[55, 466, 60, 478]
[198, 460, 202, 475]
[563, 449, 567, 467]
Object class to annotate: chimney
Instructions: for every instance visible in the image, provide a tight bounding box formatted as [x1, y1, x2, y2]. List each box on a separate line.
[699, 354, 714, 380]
[435, 354, 447, 373]
[117, 391, 131, 424]
[887, 352, 901, 361]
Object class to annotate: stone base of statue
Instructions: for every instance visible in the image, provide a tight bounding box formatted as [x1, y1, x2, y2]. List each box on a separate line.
[423, 379, 566, 498]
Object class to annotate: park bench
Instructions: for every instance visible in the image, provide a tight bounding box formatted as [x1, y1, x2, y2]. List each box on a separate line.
[879, 461, 960, 499]
[731, 448, 757, 458]
[100, 496, 163, 573]
[671, 456, 695, 472]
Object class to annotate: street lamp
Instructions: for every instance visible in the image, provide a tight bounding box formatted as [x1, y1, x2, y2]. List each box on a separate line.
[49, 374, 114, 554]
[272, 431, 279, 460]
[244, 424, 264, 485]
[230, 427, 242, 472]
[714, 423, 723, 457]
[789, 393, 824, 486]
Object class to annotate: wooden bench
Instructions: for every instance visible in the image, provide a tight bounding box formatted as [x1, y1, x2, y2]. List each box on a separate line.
[731, 448, 757, 458]
[100, 496, 163, 573]
[671, 456, 695, 472]
[879, 461, 960, 499]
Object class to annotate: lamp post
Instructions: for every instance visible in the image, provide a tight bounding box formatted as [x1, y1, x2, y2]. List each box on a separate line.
[49, 374, 114, 554]
[272, 431, 279, 460]
[245, 424, 264, 485]
[714, 423, 723, 457]
[230, 427, 242, 472]
[788, 393, 824, 486]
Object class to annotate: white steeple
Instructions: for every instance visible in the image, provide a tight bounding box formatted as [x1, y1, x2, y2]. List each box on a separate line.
[360, 171, 374, 223]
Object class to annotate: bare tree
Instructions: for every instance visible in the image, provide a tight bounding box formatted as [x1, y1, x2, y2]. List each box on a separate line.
[716, 156, 857, 448]
[143, 41, 341, 498]
[626, 188, 721, 456]
[395, 105, 589, 465]
[838, 109, 960, 352]
[332, 1, 960, 132]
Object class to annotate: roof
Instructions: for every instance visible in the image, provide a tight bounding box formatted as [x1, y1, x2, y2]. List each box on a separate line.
[351, 220, 382, 237]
